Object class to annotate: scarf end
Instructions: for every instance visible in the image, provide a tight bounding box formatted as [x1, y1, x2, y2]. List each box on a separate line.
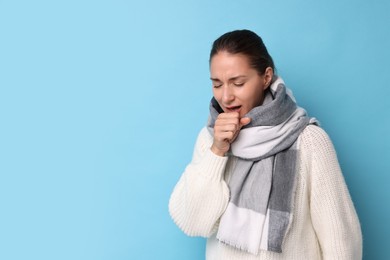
[216, 236, 261, 256]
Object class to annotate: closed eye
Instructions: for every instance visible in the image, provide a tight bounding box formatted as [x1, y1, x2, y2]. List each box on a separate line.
[210, 77, 223, 88]
[234, 82, 244, 86]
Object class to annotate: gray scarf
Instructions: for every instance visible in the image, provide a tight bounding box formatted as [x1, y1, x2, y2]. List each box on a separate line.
[207, 77, 318, 254]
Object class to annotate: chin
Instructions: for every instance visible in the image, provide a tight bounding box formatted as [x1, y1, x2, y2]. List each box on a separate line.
[240, 110, 248, 117]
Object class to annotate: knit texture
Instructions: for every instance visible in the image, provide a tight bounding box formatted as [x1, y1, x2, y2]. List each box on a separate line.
[169, 125, 362, 260]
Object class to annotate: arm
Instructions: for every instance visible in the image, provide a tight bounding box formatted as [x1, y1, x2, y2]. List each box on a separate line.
[169, 127, 230, 237]
[303, 126, 362, 259]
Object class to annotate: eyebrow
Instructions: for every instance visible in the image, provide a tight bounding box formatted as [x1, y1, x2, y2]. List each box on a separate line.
[210, 75, 247, 81]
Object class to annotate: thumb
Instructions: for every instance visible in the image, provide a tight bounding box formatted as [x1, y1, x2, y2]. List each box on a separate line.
[240, 117, 251, 127]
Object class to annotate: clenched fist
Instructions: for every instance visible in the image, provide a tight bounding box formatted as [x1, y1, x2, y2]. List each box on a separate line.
[211, 112, 251, 156]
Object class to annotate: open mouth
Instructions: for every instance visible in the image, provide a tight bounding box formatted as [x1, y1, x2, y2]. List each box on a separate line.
[226, 105, 242, 112]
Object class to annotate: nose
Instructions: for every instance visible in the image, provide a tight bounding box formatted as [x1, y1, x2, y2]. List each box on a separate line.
[222, 86, 234, 104]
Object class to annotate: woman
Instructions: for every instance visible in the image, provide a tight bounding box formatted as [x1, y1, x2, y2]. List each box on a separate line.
[169, 29, 362, 259]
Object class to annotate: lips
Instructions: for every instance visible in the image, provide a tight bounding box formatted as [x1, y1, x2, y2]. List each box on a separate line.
[225, 105, 242, 112]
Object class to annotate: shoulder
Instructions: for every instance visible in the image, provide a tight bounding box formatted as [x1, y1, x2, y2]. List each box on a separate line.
[197, 127, 213, 145]
[300, 124, 331, 141]
[199, 126, 213, 139]
[298, 125, 344, 184]
[298, 124, 340, 170]
[299, 124, 335, 154]
[191, 127, 214, 158]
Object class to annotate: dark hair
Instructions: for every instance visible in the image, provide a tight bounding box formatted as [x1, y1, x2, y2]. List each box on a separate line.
[210, 29, 275, 76]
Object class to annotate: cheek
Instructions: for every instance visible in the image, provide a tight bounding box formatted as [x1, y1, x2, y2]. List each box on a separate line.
[212, 89, 219, 99]
[212, 89, 223, 104]
[245, 97, 260, 110]
[244, 85, 264, 108]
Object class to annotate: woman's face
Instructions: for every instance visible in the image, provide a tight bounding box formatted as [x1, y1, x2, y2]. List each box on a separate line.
[210, 51, 271, 118]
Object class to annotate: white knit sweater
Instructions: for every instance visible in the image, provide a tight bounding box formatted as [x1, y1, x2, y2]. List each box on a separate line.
[169, 125, 362, 260]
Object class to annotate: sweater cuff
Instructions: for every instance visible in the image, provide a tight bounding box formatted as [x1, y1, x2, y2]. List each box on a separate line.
[198, 148, 228, 181]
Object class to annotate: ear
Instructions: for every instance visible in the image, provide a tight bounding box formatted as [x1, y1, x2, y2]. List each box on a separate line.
[263, 67, 274, 89]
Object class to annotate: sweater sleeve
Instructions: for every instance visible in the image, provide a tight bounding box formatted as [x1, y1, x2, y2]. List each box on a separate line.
[302, 125, 362, 260]
[168, 127, 230, 237]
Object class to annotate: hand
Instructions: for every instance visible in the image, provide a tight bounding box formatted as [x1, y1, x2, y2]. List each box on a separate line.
[211, 112, 251, 156]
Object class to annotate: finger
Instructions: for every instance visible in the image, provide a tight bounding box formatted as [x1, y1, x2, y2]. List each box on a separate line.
[240, 117, 251, 127]
[217, 131, 235, 142]
[217, 112, 240, 119]
[215, 123, 239, 132]
[215, 120, 240, 132]
[215, 115, 240, 124]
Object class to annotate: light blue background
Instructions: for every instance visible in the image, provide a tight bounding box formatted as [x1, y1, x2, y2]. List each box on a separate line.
[0, 0, 389, 259]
